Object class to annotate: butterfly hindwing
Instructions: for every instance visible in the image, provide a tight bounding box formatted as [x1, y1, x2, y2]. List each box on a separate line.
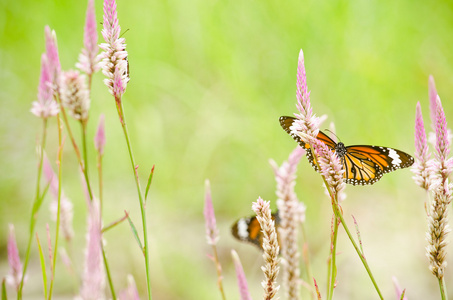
[279, 116, 414, 185]
[231, 211, 281, 251]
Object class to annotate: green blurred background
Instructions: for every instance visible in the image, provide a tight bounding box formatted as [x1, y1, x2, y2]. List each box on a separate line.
[1, 0, 453, 299]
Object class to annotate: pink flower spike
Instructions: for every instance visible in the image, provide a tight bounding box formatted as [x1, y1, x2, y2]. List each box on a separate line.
[412, 102, 432, 190]
[429, 75, 438, 129]
[77, 199, 105, 300]
[99, 0, 129, 97]
[31, 54, 59, 118]
[292, 49, 320, 143]
[311, 137, 345, 196]
[76, 0, 100, 75]
[231, 250, 252, 300]
[434, 97, 450, 161]
[44, 26, 61, 87]
[204, 179, 219, 245]
[95, 114, 106, 155]
[118, 275, 140, 300]
[6, 224, 23, 291]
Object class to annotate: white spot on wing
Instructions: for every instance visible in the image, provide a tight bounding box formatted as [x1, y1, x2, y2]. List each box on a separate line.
[388, 149, 402, 165]
[237, 219, 249, 240]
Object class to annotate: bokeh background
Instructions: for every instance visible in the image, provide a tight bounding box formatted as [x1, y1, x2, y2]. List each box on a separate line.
[1, 0, 453, 299]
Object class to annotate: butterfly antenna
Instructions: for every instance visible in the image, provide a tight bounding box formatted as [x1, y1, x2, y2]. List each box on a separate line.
[120, 28, 130, 38]
[325, 129, 341, 143]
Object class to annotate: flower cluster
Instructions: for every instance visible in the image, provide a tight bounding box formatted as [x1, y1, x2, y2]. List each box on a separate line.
[252, 197, 280, 300]
[270, 146, 305, 299]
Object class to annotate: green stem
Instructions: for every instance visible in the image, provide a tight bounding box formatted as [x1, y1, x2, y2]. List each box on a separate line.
[439, 277, 448, 300]
[48, 117, 63, 300]
[211, 244, 227, 300]
[335, 209, 383, 299]
[327, 216, 339, 300]
[18, 118, 48, 300]
[117, 99, 152, 300]
[102, 248, 117, 299]
[81, 122, 93, 201]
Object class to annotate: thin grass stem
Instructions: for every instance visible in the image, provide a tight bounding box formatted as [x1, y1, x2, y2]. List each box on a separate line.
[48, 117, 63, 300]
[439, 277, 448, 300]
[18, 118, 48, 300]
[117, 99, 152, 300]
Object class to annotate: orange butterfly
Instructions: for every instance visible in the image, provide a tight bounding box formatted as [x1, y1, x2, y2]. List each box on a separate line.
[280, 116, 414, 185]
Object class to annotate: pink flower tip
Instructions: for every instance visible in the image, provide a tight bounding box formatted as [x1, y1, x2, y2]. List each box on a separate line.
[7, 224, 23, 291]
[231, 250, 252, 300]
[204, 179, 219, 245]
[31, 53, 59, 118]
[44, 26, 61, 85]
[76, 0, 100, 75]
[95, 114, 106, 155]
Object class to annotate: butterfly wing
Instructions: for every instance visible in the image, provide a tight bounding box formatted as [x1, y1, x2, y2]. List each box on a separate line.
[279, 116, 337, 171]
[231, 212, 281, 251]
[344, 145, 414, 185]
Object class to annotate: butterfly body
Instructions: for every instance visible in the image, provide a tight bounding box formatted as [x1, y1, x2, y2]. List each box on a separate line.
[279, 116, 414, 185]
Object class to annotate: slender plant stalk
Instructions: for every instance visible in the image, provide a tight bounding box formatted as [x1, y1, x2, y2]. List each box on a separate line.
[327, 216, 339, 300]
[48, 117, 63, 300]
[439, 277, 448, 300]
[18, 118, 48, 300]
[117, 100, 152, 300]
[81, 120, 117, 298]
[211, 245, 227, 300]
[81, 121, 93, 200]
[97, 147, 104, 214]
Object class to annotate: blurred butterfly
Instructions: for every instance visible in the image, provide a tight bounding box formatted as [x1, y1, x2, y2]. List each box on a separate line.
[231, 211, 281, 251]
[279, 116, 414, 185]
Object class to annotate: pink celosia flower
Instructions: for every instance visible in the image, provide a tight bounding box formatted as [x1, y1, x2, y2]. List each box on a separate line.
[204, 179, 219, 245]
[118, 275, 140, 300]
[59, 70, 90, 122]
[43, 155, 74, 241]
[426, 90, 453, 280]
[270, 146, 304, 300]
[291, 49, 320, 143]
[6, 224, 23, 291]
[31, 54, 59, 118]
[95, 114, 106, 155]
[311, 137, 345, 198]
[76, 0, 100, 75]
[252, 197, 280, 300]
[77, 199, 105, 300]
[44, 26, 61, 88]
[231, 250, 252, 300]
[99, 0, 129, 98]
[412, 102, 433, 190]
[433, 97, 451, 173]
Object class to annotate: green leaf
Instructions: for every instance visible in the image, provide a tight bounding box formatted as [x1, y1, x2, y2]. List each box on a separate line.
[1, 278, 7, 300]
[126, 213, 144, 255]
[144, 165, 155, 202]
[36, 233, 48, 299]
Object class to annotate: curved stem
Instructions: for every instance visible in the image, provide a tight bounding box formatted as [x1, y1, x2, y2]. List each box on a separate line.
[18, 118, 48, 300]
[81, 122, 93, 201]
[117, 98, 152, 300]
[48, 116, 63, 300]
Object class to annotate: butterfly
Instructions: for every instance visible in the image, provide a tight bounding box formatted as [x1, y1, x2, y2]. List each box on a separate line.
[279, 116, 415, 185]
[231, 211, 281, 251]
